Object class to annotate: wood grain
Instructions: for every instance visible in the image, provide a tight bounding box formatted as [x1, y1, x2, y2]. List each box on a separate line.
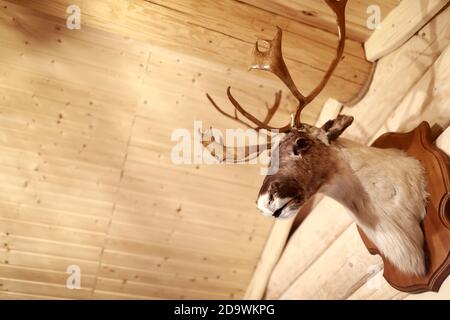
[343, 6, 450, 144]
[238, 0, 401, 43]
[365, 0, 449, 61]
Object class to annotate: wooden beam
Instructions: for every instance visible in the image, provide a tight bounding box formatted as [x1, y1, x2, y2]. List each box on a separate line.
[370, 44, 450, 142]
[279, 225, 382, 299]
[365, 0, 449, 61]
[238, 0, 401, 43]
[243, 219, 294, 299]
[343, 6, 450, 145]
[265, 197, 352, 299]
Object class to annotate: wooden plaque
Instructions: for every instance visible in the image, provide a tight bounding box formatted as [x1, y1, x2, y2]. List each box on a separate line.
[358, 122, 450, 293]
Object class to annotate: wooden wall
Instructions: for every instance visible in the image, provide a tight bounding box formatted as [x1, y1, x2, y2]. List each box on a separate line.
[0, 0, 373, 299]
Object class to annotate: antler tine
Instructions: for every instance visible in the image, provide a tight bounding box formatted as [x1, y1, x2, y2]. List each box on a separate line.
[221, 26, 304, 132]
[206, 93, 255, 129]
[261, 89, 282, 126]
[200, 0, 348, 163]
[249, 26, 305, 104]
[293, 0, 348, 126]
[200, 128, 274, 163]
[210, 24, 305, 133]
[227, 87, 291, 132]
[202, 89, 282, 163]
[206, 89, 283, 130]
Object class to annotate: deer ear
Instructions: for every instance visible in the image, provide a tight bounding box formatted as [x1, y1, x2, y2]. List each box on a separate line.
[321, 115, 354, 141]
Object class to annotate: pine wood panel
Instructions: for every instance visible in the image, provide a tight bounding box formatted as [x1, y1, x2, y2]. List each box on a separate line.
[365, 0, 449, 61]
[238, 0, 401, 43]
[9, 0, 372, 125]
[265, 197, 353, 299]
[343, 6, 450, 144]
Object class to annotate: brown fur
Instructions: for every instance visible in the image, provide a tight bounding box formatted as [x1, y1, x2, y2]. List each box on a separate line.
[256, 115, 427, 275]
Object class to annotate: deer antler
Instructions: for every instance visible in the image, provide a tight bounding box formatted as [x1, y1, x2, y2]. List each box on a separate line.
[295, 0, 347, 125]
[206, 89, 282, 130]
[202, 0, 347, 162]
[200, 128, 275, 163]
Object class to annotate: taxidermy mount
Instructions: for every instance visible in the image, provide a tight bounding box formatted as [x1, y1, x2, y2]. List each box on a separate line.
[200, 0, 450, 292]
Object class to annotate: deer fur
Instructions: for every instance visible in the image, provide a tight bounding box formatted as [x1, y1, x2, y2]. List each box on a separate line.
[257, 115, 428, 276]
[323, 138, 428, 276]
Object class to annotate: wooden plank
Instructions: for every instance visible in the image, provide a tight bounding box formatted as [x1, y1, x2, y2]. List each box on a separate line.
[105, 237, 256, 270]
[97, 263, 245, 295]
[0, 201, 109, 233]
[0, 278, 92, 299]
[0, 234, 102, 262]
[5, 0, 371, 125]
[279, 224, 382, 299]
[0, 219, 106, 248]
[370, 44, 450, 142]
[238, 0, 401, 43]
[436, 126, 450, 151]
[347, 272, 408, 300]
[365, 0, 449, 61]
[0, 291, 65, 300]
[243, 219, 295, 299]
[10, 0, 370, 80]
[343, 6, 450, 144]
[315, 98, 342, 126]
[95, 277, 232, 300]
[265, 197, 352, 299]
[0, 249, 99, 275]
[0, 264, 96, 288]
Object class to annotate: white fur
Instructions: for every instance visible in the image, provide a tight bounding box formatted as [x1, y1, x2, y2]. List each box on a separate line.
[323, 139, 428, 276]
[257, 194, 273, 217]
[257, 194, 293, 218]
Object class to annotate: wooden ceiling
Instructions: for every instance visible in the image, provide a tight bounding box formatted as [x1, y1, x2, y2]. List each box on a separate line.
[240, 0, 401, 42]
[0, 0, 396, 299]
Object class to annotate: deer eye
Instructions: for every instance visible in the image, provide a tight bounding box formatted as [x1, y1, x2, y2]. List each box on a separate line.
[293, 138, 311, 155]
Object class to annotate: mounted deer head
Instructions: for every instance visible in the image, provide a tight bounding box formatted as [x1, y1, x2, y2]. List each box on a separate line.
[200, 0, 428, 277]
[256, 115, 353, 218]
[202, 0, 350, 213]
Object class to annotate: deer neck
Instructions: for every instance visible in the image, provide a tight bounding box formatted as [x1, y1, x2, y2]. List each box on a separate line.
[323, 138, 427, 225]
[321, 142, 378, 228]
[320, 138, 428, 276]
